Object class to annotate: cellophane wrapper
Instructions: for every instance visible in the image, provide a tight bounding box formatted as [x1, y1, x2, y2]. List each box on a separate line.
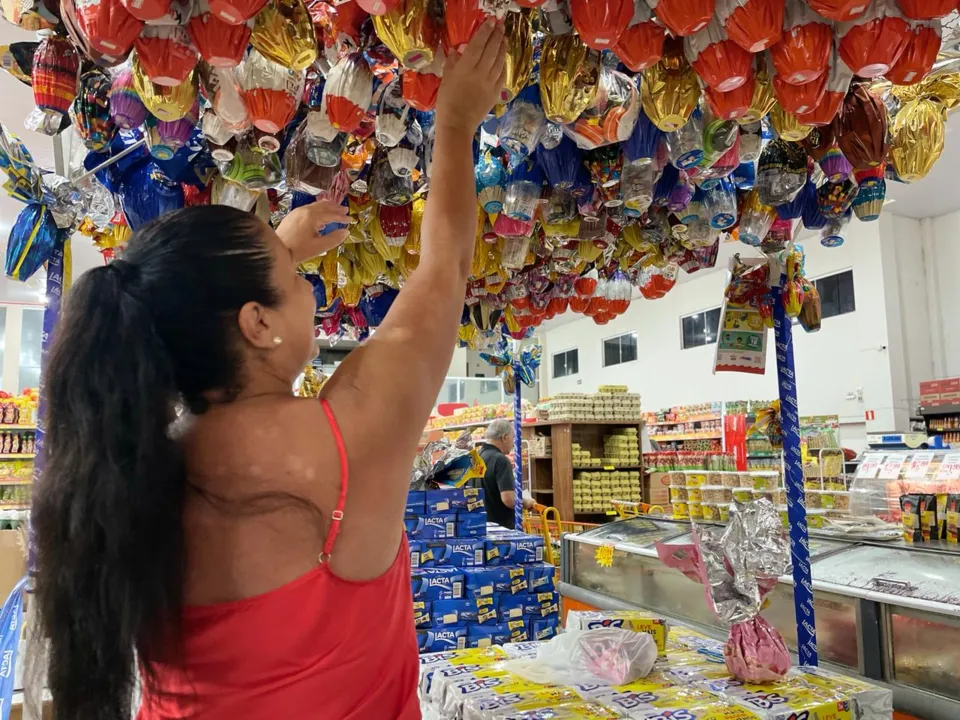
[656, 498, 792, 682]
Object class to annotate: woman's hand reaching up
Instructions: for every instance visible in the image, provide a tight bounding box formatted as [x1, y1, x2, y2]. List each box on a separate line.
[435, 20, 507, 136]
[276, 200, 351, 263]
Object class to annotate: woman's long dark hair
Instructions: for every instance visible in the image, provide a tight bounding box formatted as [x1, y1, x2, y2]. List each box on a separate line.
[33, 206, 280, 720]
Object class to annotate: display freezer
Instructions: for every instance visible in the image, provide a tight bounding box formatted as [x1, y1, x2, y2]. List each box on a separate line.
[559, 517, 960, 720]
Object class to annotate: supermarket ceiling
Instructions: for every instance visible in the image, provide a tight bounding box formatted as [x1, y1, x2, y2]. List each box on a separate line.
[0, 22, 959, 302]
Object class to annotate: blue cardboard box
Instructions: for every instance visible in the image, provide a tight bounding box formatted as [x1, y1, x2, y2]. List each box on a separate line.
[462, 566, 528, 598]
[496, 592, 558, 622]
[423, 539, 485, 568]
[409, 540, 423, 568]
[430, 597, 498, 626]
[456, 510, 488, 538]
[411, 568, 464, 600]
[406, 514, 459, 540]
[528, 615, 560, 641]
[413, 600, 431, 629]
[425, 487, 484, 513]
[484, 535, 545, 565]
[466, 621, 528, 648]
[418, 626, 468, 653]
[406, 491, 426, 515]
[525, 562, 556, 593]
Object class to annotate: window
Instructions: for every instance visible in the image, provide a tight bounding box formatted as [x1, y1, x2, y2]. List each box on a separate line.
[815, 270, 855, 320]
[552, 349, 579, 379]
[603, 332, 638, 367]
[681, 307, 722, 349]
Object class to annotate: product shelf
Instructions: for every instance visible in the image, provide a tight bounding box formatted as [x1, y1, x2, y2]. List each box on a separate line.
[0, 455, 34, 461]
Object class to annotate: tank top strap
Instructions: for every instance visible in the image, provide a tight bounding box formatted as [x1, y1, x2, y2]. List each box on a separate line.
[319, 397, 349, 562]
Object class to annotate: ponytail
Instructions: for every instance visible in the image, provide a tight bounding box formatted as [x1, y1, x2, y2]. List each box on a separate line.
[33, 205, 278, 719]
[33, 262, 186, 719]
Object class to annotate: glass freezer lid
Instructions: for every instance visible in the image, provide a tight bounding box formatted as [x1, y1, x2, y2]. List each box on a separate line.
[576, 517, 687, 548]
[812, 545, 960, 606]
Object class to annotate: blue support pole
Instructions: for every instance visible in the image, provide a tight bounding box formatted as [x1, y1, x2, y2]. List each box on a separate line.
[513, 367, 523, 531]
[772, 278, 818, 667]
[28, 240, 66, 571]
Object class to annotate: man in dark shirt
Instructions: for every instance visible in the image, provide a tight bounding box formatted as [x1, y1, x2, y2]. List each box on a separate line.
[475, 419, 533, 528]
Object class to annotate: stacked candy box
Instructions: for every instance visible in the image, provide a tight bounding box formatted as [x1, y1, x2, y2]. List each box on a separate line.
[419, 622, 894, 720]
[407, 488, 558, 653]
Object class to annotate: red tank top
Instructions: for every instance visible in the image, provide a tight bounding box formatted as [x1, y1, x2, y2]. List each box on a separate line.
[138, 399, 420, 720]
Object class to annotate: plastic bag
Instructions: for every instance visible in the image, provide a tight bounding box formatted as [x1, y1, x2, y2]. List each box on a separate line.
[505, 628, 657, 686]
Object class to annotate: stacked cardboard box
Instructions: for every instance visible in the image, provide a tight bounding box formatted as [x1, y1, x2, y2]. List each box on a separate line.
[406, 488, 559, 652]
[920, 377, 960, 406]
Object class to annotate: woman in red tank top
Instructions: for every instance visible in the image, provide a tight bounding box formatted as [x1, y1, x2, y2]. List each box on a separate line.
[31, 24, 507, 720]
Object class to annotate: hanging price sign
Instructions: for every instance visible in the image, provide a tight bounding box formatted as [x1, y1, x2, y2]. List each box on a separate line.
[935, 453, 960, 482]
[878, 453, 907, 481]
[906, 452, 936, 479]
[856, 453, 885, 479]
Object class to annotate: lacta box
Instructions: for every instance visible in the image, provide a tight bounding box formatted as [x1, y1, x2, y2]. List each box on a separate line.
[497, 592, 559, 622]
[405, 513, 458, 539]
[456, 510, 488, 538]
[422, 539, 485, 568]
[431, 597, 498, 627]
[411, 568, 465, 600]
[413, 600, 431, 629]
[406, 490, 426, 515]
[528, 616, 560, 641]
[409, 540, 424, 569]
[525, 562, 556, 593]
[425, 487, 484, 513]
[485, 535, 545, 565]
[466, 621, 528, 648]
[462, 566, 528, 598]
[418, 626, 468, 653]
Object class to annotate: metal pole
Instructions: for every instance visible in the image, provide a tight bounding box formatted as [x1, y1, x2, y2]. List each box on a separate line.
[772, 277, 818, 667]
[513, 367, 523, 531]
[69, 138, 147, 186]
[28, 237, 66, 571]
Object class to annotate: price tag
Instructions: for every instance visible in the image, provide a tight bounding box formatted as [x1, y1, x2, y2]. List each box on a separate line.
[856, 453, 885, 479]
[935, 453, 960, 482]
[906, 452, 936, 479]
[878, 453, 907, 481]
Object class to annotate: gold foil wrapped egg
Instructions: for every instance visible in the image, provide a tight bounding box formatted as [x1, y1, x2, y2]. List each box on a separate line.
[251, 0, 318, 71]
[372, 0, 439, 71]
[540, 34, 601, 124]
[501, 10, 534, 104]
[889, 97, 945, 182]
[737, 59, 776, 125]
[132, 52, 198, 122]
[770, 103, 812, 141]
[641, 58, 700, 132]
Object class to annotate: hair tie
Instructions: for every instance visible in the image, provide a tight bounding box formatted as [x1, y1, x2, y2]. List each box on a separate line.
[109, 259, 140, 286]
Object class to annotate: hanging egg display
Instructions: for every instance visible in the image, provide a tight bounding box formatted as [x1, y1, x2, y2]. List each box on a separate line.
[0, 0, 958, 344]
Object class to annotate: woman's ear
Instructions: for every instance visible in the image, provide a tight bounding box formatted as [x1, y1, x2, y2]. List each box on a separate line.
[237, 301, 277, 350]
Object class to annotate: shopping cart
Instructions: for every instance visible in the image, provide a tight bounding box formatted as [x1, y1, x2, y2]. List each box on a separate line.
[523, 504, 600, 567]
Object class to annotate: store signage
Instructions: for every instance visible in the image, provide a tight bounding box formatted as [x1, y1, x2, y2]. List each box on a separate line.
[936, 453, 960, 482]
[906, 452, 936, 480]
[594, 544, 615, 568]
[856, 453, 885, 479]
[864, 410, 875, 421]
[878, 454, 907, 481]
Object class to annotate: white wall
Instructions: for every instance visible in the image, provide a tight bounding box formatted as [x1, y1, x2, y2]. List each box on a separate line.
[922, 211, 960, 379]
[541, 217, 934, 452]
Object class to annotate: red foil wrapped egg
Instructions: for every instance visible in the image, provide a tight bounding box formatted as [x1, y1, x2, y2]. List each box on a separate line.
[613, 2, 665, 71]
[716, 0, 785, 52]
[769, 0, 832, 84]
[135, 26, 198, 87]
[885, 18, 940, 85]
[836, 0, 910, 78]
[685, 17, 754, 91]
[570, 0, 634, 49]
